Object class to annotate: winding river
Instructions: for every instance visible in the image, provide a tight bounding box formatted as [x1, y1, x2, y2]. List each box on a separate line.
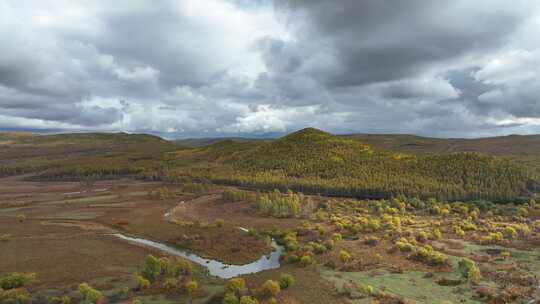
[112, 232, 283, 279]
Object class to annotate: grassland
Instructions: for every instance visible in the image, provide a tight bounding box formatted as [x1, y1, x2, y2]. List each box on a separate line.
[1, 129, 540, 303]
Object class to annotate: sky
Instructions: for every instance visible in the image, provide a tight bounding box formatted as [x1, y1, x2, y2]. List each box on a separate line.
[1, 0, 540, 138]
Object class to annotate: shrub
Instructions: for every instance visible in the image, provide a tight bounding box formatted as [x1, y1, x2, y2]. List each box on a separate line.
[158, 257, 170, 273]
[357, 283, 374, 296]
[316, 224, 326, 235]
[223, 189, 248, 202]
[16, 214, 26, 223]
[516, 207, 529, 217]
[324, 239, 335, 250]
[299, 255, 313, 267]
[366, 219, 381, 232]
[339, 250, 351, 264]
[163, 277, 178, 291]
[183, 183, 209, 194]
[395, 238, 415, 252]
[168, 259, 194, 276]
[461, 219, 476, 229]
[78, 283, 103, 304]
[416, 231, 429, 243]
[260, 280, 281, 298]
[239, 296, 259, 304]
[282, 232, 299, 251]
[452, 226, 465, 238]
[184, 280, 198, 297]
[117, 287, 129, 300]
[223, 293, 240, 304]
[134, 275, 150, 290]
[511, 223, 531, 237]
[142, 255, 162, 282]
[504, 226, 518, 239]
[331, 233, 342, 242]
[0, 288, 30, 302]
[286, 254, 300, 264]
[279, 273, 295, 289]
[312, 242, 327, 254]
[48, 295, 71, 304]
[0, 272, 36, 289]
[364, 236, 379, 246]
[247, 228, 258, 237]
[215, 218, 225, 227]
[481, 232, 504, 244]
[285, 240, 299, 251]
[225, 278, 246, 295]
[431, 228, 442, 240]
[458, 258, 481, 282]
[411, 246, 448, 266]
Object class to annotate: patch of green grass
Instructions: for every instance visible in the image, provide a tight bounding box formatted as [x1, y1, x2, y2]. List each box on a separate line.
[454, 240, 540, 277]
[321, 268, 481, 304]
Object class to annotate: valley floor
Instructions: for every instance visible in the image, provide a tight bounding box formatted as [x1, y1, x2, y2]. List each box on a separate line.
[1, 176, 539, 303]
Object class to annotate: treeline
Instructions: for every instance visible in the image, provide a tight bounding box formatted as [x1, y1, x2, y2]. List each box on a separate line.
[0, 156, 57, 178]
[164, 164, 527, 202]
[30, 155, 163, 181]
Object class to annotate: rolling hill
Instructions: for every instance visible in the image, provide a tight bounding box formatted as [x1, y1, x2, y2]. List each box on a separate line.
[173, 132, 540, 175]
[347, 133, 540, 174]
[1, 129, 538, 202]
[0, 132, 176, 179]
[164, 128, 536, 202]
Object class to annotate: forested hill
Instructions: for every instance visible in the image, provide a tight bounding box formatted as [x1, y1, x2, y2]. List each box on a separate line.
[174, 132, 540, 167]
[165, 128, 537, 202]
[347, 133, 540, 174]
[1, 129, 538, 202]
[174, 131, 540, 177]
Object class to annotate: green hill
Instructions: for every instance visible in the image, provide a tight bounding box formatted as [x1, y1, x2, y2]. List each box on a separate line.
[164, 128, 535, 202]
[1, 128, 537, 202]
[172, 131, 540, 177]
[347, 133, 540, 176]
[0, 132, 176, 179]
[236, 128, 372, 170]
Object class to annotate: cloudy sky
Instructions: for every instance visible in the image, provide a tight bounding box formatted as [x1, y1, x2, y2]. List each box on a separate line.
[1, 0, 540, 138]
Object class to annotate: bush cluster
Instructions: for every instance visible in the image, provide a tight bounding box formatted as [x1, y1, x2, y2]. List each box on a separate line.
[256, 189, 316, 218]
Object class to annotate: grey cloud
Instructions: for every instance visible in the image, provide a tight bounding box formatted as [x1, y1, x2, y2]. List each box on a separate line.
[272, 0, 536, 87]
[0, 1, 539, 137]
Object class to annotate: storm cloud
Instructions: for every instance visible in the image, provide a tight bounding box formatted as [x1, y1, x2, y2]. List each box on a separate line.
[1, 0, 539, 137]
